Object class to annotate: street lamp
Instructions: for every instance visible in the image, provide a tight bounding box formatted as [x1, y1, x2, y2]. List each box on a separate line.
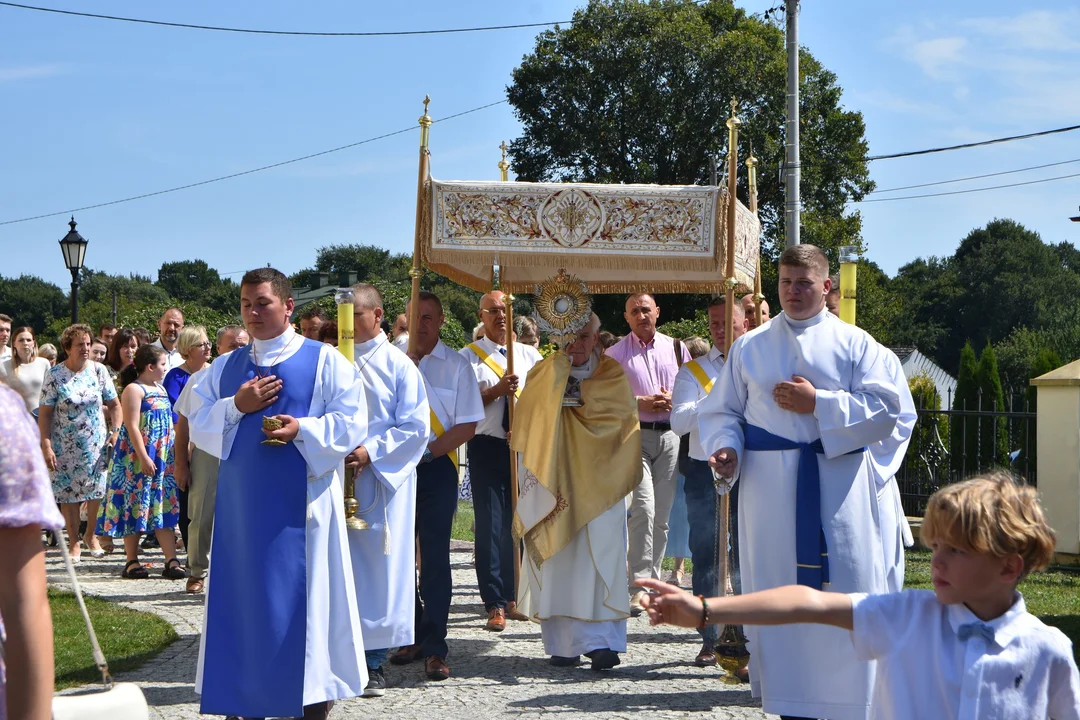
[58, 216, 88, 324]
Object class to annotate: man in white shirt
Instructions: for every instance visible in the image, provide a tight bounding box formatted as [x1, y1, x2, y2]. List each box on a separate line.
[343, 284, 430, 698]
[151, 307, 184, 371]
[0, 314, 11, 360]
[185, 268, 369, 719]
[670, 296, 748, 668]
[459, 291, 543, 631]
[700, 244, 901, 720]
[391, 313, 409, 349]
[389, 291, 484, 682]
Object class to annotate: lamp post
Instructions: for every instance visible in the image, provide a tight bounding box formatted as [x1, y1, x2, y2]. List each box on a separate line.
[58, 216, 88, 324]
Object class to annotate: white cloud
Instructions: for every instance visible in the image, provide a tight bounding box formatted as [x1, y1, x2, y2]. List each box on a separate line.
[961, 9, 1080, 52]
[908, 36, 967, 81]
[0, 63, 68, 83]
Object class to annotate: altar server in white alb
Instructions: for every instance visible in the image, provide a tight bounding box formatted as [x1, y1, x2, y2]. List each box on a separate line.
[828, 279, 917, 593]
[699, 244, 902, 720]
[187, 268, 369, 720]
[513, 314, 641, 670]
[343, 284, 430, 699]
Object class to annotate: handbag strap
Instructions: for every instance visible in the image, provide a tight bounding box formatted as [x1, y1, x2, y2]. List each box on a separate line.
[56, 530, 113, 688]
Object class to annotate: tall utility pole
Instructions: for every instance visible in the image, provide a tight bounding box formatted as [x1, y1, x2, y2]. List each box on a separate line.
[785, 0, 801, 247]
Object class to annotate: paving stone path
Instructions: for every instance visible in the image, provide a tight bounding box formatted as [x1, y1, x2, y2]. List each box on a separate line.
[47, 541, 771, 719]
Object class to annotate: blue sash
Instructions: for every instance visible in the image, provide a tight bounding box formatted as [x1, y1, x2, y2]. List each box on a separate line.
[743, 424, 865, 590]
[200, 339, 320, 718]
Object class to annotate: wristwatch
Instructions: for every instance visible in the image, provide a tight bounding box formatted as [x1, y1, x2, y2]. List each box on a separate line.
[421, 448, 434, 464]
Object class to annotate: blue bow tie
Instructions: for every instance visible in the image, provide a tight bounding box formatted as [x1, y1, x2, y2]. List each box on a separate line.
[958, 622, 996, 644]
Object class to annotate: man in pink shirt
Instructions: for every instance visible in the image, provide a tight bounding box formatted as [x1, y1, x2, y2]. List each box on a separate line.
[605, 294, 690, 613]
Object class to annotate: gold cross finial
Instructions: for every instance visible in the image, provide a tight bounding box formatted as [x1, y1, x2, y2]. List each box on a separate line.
[498, 140, 510, 180]
[423, 95, 431, 115]
[730, 97, 739, 116]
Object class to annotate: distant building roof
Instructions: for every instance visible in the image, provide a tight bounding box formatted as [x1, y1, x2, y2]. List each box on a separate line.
[888, 346, 957, 409]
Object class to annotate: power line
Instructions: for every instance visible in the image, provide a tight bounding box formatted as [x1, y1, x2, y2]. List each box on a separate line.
[869, 158, 1080, 194]
[0, 0, 712, 38]
[854, 171, 1080, 203]
[0, 1, 568, 36]
[0, 99, 507, 227]
[867, 124, 1080, 161]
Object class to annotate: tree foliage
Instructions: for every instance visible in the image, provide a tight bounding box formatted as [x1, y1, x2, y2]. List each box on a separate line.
[951, 341, 979, 478]
[975, 343, 1009, 469]
[507, 0, 874, 261]
[0, 274, 69, 337]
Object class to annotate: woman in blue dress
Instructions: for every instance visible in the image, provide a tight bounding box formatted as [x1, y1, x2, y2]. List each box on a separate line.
[97, 344, 184, 579]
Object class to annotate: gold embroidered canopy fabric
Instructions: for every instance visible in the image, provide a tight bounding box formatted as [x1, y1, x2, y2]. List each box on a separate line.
[421, 180, 760, 294]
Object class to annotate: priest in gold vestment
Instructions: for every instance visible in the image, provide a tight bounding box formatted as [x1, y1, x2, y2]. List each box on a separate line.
[512, 313, 642, 670]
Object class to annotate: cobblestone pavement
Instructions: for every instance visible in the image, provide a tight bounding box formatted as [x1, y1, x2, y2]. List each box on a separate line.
[47, 541, 771, 720]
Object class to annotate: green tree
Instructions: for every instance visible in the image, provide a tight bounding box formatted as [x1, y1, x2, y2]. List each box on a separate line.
[156, 260, 239, 316]
[951, 341, 979, 478]
[658, 308, 709, 342]
[975, 343, 1009, 470]
[0, 274, 68, 337]
[507, 0, 874, 261]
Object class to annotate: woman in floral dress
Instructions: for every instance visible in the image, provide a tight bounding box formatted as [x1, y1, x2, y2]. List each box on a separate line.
[38, 324, 122, 563]
[97, 344, 185, 579]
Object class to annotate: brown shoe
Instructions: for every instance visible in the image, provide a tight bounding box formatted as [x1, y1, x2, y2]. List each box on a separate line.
[695, 644, 718, 667]
[389, 643, 422, 666]
[505, 601, 529, 621]
[424, 655, 450, 681]
[734, 665, 750, 682]
[186, 577, 204, 594]
[486, 607, 506, 632]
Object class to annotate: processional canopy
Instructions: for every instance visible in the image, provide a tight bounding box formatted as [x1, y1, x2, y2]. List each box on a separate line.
[421, 180, 760, 295]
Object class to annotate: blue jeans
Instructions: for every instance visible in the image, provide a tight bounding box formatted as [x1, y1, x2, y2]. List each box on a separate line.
[365, 648, 387, 671]
[684, 459, 720, 645]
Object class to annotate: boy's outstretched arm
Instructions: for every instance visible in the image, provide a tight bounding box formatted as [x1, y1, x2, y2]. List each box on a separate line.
[636, 579, 855, 631]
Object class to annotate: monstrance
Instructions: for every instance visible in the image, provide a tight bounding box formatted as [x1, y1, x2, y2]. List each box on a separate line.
[532, 269, 592, 406]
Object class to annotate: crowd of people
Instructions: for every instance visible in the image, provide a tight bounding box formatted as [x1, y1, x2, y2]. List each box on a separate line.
[1, 243, 1078, 720]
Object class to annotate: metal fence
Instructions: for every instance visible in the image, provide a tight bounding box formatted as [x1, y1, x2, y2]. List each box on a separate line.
[895, 389, 1036, 517]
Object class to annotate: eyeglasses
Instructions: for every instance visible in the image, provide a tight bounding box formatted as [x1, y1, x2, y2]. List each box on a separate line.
[481, 308, 507, 316]
[194, 342, 212, 349]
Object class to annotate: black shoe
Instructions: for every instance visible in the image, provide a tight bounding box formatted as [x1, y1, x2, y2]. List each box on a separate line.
[549, 655, 582, 667]
[586, 648, 621, 671]
[362, 667, 386, 698]
[141, 533, 159, 549]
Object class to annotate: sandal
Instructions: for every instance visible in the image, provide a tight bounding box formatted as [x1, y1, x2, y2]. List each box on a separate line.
[162, 558, 187, 580]
[122, 559, 149, 579]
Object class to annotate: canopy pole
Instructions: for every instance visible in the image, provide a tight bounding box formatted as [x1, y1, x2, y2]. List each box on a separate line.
[407, 96, 432, 359]
[747, 150, 764, 327]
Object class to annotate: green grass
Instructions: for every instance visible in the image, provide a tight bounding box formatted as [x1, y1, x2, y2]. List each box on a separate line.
[50, 588, 178, 690]
[452, 500, 475, 542]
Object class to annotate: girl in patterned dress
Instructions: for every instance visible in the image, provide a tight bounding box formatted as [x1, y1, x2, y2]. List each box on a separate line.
[97, 344, 185, 579]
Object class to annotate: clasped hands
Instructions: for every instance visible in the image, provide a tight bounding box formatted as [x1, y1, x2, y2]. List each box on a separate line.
[637, 388, 672, 413]
[235, 375, 299, 443]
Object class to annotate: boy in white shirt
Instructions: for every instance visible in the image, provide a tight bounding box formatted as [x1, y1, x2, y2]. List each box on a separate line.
[638, 471, 1080, 720]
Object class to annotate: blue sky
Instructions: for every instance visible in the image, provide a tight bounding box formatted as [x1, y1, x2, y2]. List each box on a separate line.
[1, 0, 1078, 290]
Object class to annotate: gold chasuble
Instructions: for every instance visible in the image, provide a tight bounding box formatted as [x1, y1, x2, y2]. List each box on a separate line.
[511, 353, 642, 568]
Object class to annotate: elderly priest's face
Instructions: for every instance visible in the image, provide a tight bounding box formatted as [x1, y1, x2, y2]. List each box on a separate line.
[567, 328, 599, 366]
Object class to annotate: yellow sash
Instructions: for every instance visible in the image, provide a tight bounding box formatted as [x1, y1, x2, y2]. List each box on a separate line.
[687, 359, 715, 395]
[467, 342, 522, 399]
[429, 407, 459, 473]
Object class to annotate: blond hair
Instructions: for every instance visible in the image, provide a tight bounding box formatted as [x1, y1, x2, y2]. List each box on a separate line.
[922, 471, 1056, 579]
[177, 325, 209, 359]
[681, 336, 709, 359]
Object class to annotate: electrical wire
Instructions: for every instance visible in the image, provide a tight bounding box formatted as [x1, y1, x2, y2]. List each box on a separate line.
[869, 158, 1080, 194]
[0, 99, 507, 227]
[0, 0, 713, 37]
[867, 124, 1080, 161]
[854, 171, 1080, 203]
[0, 1, 567, 36]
